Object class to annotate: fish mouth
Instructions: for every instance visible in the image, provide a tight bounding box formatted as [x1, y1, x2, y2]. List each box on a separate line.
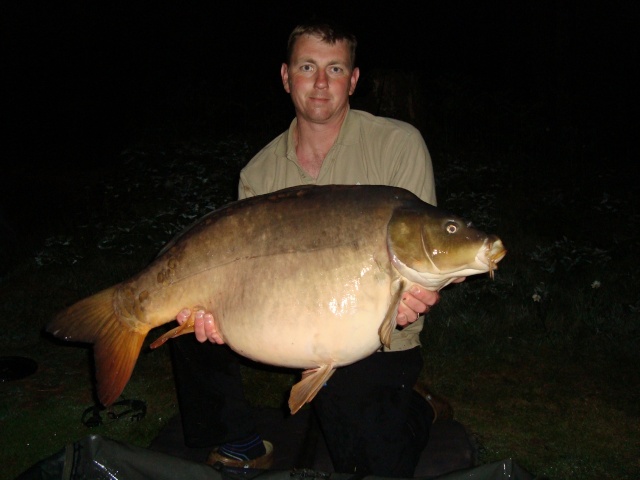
[481, 238, 507, 279]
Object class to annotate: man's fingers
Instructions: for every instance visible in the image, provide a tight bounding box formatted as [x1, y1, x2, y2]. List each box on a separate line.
[193, 310, 207, 342]
[410, 286, 440, 307]
[396, 287, 441, 327]
[401, 293, 428, 316]
[203, 313, 224, 344]
[176, 308, 192, 325]
[175, 307, 223, 344]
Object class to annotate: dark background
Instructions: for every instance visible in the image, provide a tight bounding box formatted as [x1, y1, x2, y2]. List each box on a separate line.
[1, 6, 638, 476]
[1, 1, 637, 232]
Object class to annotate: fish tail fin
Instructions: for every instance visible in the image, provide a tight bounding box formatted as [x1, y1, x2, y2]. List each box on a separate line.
[48, 287, 149, 406]
[288, 364, 336, 414]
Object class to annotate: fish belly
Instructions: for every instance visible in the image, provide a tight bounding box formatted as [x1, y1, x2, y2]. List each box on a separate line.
[210, 246, 394, 369]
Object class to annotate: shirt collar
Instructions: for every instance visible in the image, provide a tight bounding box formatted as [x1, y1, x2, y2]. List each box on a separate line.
[280, 108, 358, 160]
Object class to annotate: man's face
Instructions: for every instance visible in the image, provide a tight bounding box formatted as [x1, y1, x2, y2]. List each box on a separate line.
[281, 34, 360, 125]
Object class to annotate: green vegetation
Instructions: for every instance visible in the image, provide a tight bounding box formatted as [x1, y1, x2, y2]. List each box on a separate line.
[1, 98, 638, 479]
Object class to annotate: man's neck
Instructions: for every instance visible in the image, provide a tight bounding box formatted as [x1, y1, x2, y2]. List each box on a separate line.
[294, 109, 348, 179]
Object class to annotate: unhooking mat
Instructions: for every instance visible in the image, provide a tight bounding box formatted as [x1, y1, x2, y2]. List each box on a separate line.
[15, 434, 535, 480]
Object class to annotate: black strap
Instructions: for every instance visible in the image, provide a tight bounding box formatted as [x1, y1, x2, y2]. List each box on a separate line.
[81, 397, 147, 427]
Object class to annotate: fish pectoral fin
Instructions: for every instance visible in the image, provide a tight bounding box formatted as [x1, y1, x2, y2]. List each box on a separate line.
[288, 364, 336, 415]
[149, 306, 205, 349]
[378, 281, 405, 349]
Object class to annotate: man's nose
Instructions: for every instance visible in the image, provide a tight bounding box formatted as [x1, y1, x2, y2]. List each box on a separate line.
[315, 70, 328, 88]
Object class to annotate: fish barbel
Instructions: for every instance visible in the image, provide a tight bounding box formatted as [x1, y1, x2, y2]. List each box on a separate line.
[48, 184, 506, 413]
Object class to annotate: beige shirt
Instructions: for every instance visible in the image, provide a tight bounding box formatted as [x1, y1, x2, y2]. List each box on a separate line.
[238, 108, 436, 351]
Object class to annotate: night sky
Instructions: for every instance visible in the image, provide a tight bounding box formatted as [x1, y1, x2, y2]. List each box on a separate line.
[1, 2, 637, 193]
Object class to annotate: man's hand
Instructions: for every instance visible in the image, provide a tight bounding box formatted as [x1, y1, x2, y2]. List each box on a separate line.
[396, 279, 466, 327]
[396, 286, 439, 327]
[176, 308, 225, 344]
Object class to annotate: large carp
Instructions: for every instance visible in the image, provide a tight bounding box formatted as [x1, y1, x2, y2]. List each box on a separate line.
[48, 185, 506, 414]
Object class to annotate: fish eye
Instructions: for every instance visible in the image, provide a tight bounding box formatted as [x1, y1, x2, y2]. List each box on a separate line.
[445, 221, 458, 234]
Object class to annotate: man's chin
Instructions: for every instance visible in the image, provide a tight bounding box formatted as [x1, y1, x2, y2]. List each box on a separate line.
[303, 110, 334, 123]
[302, 105, 349, 124]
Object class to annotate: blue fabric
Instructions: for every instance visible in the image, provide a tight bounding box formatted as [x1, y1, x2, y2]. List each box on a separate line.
[217, 433, 266, 461]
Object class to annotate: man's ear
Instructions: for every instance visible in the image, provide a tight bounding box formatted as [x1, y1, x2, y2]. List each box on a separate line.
[349, 67, 360, 95]
[281, 63, 291, 93]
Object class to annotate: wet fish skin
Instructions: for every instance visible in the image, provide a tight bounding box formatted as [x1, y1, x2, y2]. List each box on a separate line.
[48, 184, 506, 413]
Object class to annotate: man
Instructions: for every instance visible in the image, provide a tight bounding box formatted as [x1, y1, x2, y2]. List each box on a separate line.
[172, 22, 453, 477]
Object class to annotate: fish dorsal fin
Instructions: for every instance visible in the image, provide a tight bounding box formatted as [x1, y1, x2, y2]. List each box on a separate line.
[378, 280, 405, 349]
[288, 364, 336, 414]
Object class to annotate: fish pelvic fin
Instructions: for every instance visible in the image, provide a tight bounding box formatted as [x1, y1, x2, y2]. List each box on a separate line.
[47, 287, 149, 407]
[378, 281, 405, 349]
[149, 313, 197, 349]
[288, 364, 336, 414]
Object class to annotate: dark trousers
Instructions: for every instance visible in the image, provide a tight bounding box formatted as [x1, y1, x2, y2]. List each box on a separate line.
[170, 334, 257, 447]
[314, 347, 432, 477]
[171, 337, 431, 476]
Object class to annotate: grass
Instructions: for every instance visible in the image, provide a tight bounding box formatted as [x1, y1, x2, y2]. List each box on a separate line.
[1, 106, 639, 479]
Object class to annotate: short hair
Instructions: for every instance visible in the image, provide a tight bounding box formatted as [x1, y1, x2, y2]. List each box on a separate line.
[286, 22, 358, 69]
